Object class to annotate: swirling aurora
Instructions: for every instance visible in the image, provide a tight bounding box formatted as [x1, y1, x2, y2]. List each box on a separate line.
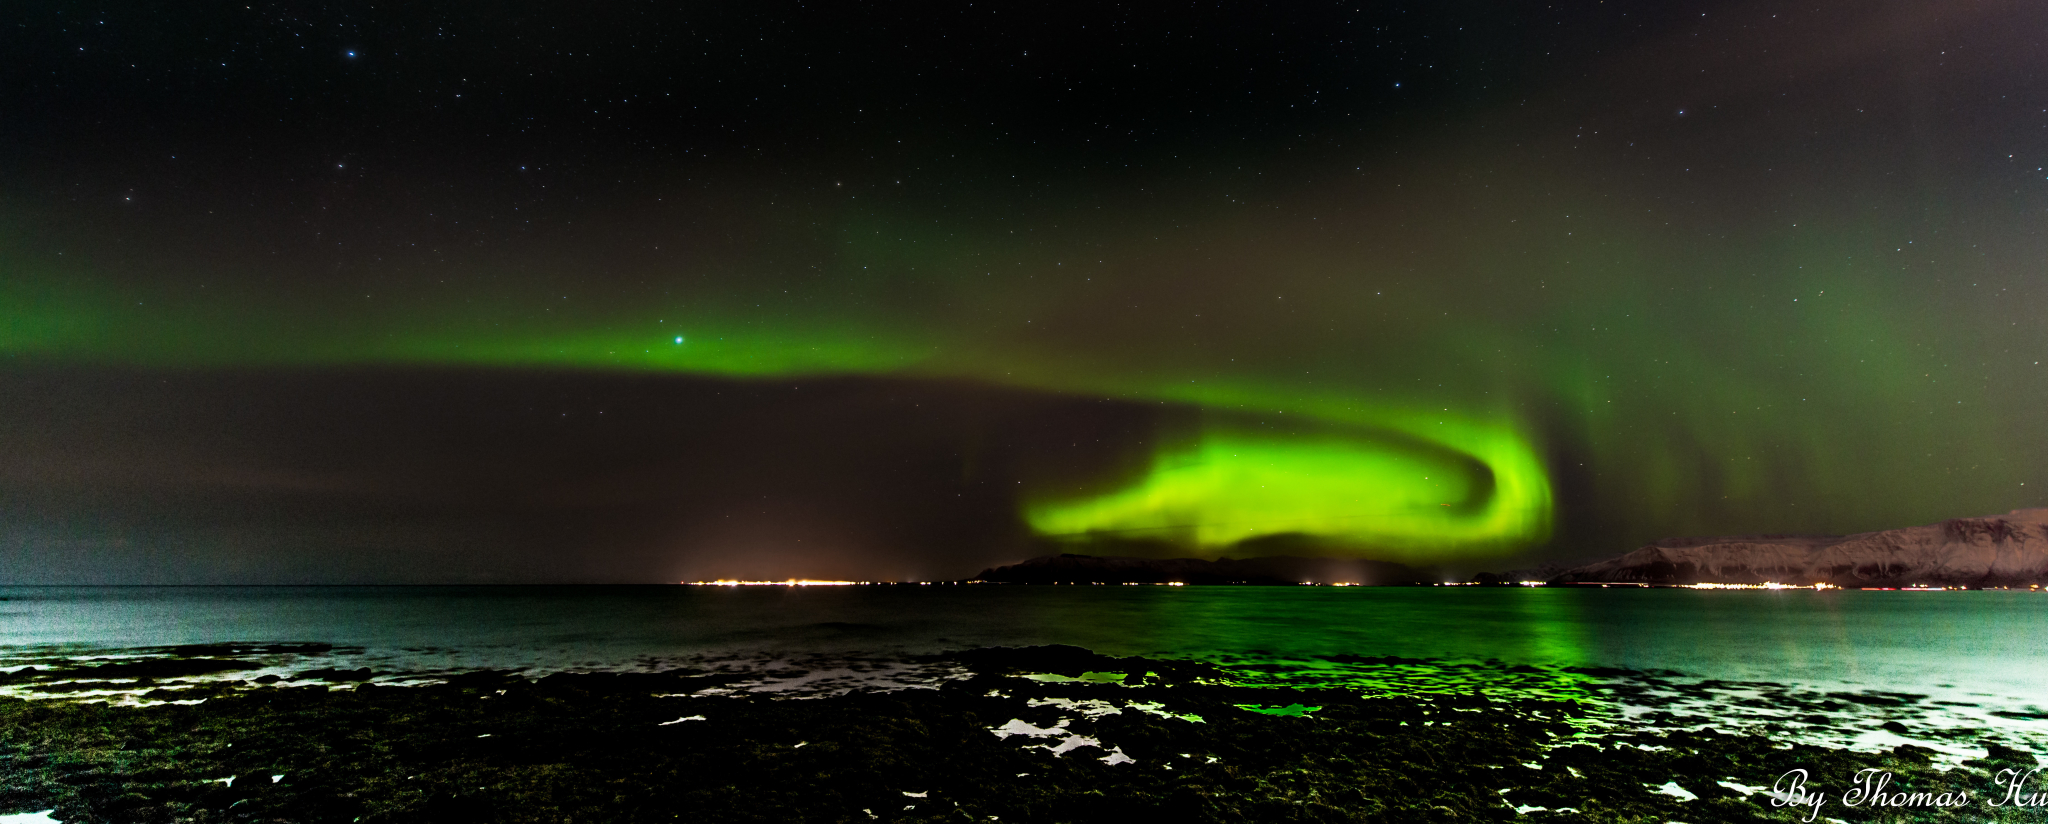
[2, 0, 2044, 580]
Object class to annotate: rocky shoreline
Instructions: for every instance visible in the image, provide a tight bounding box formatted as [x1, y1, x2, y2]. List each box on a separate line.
[1, 646, 2041, 823]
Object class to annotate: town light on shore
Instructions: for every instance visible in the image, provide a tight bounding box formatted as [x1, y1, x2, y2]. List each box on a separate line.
[1680, 582, 1838, 590]
[683, 579, 869, 586]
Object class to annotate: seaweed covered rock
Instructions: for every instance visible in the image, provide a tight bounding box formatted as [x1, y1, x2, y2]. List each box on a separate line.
[0, 655, 2037, 823]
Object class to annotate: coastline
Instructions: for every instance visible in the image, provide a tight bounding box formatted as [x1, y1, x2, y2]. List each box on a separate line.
[2, 646, 2043, 823]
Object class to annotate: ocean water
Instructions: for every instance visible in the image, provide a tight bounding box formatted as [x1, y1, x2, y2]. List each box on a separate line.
[3, 585, 2044, 762]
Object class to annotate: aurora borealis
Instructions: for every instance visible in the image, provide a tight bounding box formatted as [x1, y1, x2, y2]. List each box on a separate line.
[2, 0, 2044, 582]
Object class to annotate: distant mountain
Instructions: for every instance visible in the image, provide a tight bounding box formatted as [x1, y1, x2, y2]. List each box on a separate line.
[1552, 508, 2048, 587]
[971, 554, 1430, 585]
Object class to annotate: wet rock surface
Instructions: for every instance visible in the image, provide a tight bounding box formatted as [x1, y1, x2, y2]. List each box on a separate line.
[1, 647, 2041, 824]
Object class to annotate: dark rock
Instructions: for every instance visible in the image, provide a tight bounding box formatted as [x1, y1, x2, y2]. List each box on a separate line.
[297, 667, 375, 682]
[0, 648, 2035, 824]
[1321, 654, 1434, 665]
[67, 658, 261, 679]
[1986, 742, 2039, 765]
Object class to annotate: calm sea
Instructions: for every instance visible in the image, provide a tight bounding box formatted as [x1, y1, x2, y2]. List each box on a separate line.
[3, 586, 2044, 762]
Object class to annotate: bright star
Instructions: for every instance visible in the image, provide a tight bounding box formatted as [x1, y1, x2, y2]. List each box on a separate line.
[674, 336, 683, 344]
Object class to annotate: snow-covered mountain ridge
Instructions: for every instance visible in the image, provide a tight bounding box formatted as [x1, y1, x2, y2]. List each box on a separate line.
[1554, 508, 2048, 586]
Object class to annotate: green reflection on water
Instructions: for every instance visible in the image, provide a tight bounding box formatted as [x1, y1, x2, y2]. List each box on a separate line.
[991, 586, 1604, 704]
[1237, 704, 1322, 717]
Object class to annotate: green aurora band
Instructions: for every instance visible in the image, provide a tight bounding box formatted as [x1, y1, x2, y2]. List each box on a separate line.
[0, 211, 1556, 560]
[4, 89, 2043, 564]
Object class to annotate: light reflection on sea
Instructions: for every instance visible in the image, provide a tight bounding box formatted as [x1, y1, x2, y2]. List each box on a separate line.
[1, 585, 2042, 763]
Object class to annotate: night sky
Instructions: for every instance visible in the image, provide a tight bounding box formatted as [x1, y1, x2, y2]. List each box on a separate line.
[3, 1, 2044, 583]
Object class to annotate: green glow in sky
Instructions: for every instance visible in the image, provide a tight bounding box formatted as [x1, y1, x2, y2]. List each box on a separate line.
[6, 82, 2044, 564]
[1025, 421, 1550, 559]
[0, 250, 1555, 557]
